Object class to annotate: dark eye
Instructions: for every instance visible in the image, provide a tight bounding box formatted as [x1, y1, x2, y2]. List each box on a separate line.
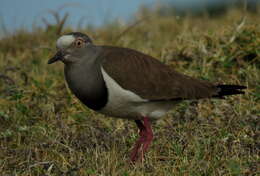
[75, 39, 84, 48]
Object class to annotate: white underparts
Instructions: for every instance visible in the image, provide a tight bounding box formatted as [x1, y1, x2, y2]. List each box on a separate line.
[99, 67, 177, 119]
[56, 35, 75, 49]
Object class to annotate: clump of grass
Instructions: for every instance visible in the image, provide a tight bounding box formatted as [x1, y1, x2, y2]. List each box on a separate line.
[0, 8, 259, 176]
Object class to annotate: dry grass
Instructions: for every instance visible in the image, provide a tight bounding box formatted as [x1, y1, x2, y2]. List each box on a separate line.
[0, 9, 259, 176]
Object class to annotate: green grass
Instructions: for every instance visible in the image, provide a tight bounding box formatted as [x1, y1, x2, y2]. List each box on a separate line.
[0, 9, 259, 176]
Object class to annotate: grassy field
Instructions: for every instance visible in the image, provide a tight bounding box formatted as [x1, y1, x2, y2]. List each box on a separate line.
[0, 8, 259, 176]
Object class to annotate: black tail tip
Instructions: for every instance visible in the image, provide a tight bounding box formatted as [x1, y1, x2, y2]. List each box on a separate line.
[216, 85, 247, 90]
[215, 84, 247, 98]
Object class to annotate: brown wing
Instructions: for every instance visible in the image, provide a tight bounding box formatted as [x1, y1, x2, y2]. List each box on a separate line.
[100, 46, 218, 100]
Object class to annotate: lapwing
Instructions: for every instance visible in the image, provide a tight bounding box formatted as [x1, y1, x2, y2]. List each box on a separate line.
[48, 32, 246, 162]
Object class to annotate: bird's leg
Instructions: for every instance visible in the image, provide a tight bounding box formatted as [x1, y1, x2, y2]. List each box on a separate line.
[130, 120, 146, 162]
[141, 117, 153, 154]
[130, 117, 153, 162]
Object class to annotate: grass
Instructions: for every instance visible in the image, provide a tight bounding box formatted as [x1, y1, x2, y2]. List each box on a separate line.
[0, 8, 259, 176]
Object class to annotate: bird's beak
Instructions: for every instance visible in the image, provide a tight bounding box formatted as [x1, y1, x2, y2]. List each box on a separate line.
[48, 50, 64, 64]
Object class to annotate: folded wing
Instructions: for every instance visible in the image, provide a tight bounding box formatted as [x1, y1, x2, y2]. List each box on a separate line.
[100, 46, 218, 101]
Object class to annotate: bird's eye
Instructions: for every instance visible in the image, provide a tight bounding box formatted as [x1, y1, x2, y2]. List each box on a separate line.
[75, 39, 84, 48]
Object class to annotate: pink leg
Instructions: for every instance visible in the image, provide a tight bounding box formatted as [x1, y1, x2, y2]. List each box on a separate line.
[130, 117, 153, 162]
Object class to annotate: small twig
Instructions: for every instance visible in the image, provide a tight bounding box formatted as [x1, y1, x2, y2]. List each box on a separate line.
[113, 16, 150, 43]
[47, 10, 60, 25]
[29, 161, 52, 169]
[56, 12, 69, 35]
[42, 10, 69, 35]
[41, 17, 51, 28]
[228, 16, 246, 44]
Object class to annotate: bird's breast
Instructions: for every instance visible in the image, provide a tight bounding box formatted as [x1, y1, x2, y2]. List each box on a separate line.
[64, 64, 108, 111]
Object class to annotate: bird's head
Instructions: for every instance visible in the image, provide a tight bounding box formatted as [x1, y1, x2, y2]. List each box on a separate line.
[48, 32, 93, 64]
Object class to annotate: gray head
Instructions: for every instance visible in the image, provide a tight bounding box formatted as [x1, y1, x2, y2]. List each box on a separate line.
[48, 32, 93, 64]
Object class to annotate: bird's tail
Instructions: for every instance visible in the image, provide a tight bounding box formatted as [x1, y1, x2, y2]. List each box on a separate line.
[214, 84, 247, 98]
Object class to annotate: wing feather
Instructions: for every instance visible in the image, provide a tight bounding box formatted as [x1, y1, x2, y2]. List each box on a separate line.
[100, 46, 218, 101]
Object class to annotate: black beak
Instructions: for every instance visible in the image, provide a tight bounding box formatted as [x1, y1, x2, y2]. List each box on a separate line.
[48, 50, 64, 64]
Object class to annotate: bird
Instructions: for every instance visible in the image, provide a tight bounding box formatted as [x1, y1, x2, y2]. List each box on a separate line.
[48, 32, 246, 162]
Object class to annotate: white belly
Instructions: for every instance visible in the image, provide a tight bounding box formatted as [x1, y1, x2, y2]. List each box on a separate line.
[99, 68, 177, 120]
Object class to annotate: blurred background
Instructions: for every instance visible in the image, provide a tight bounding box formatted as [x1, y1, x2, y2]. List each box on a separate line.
[0, 0, 259, 36]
